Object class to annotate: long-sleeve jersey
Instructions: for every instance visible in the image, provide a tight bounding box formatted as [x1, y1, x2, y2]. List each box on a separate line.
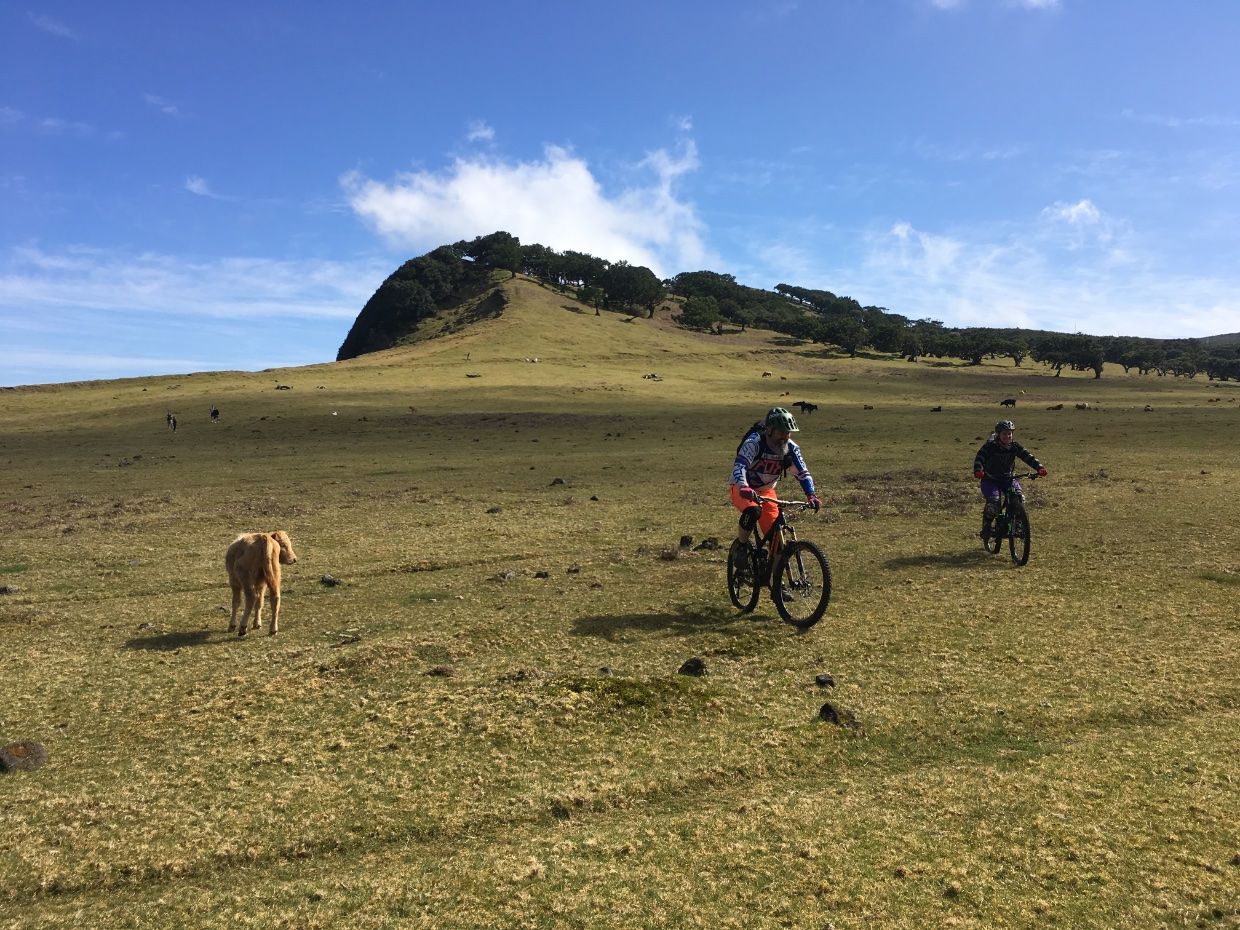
[973, 436, 1043, 479]
[731, 431, 816, 496]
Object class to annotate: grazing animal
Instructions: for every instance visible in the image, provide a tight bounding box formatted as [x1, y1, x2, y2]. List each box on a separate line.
[1144, 405, 1153, 412]
[226, 531, 298, 637]
[209, 406, 220, 422]
[1046, 403, 1064, 410]
[793, 401, 818, 414]
[931, 405, 942, 412]
[1000, 398, 1016, 407]
[1075, 402, 1090, 410]
[761, 371, 773, 378]
[863, 404, 874, 411]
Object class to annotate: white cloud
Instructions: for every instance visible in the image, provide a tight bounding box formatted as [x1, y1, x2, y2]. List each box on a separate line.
[0, 247, 393, 383]
[28, 12, 78, 39]
[343, 142, 715, 277]
[466, 120, 495, 143]
[144, 94, 183, 117]
[0, 106, 23, 125]
[929, 0, 964, 9]
[185, 175, 218, 198]
[1014, 0, 1059, 8]
[754, 216, 1240, 339]
[1042, 198, 1101, 225]
[39, 117, 94, 136]
[1121, 108, 1240, 130]
[1, 246, 384, 322]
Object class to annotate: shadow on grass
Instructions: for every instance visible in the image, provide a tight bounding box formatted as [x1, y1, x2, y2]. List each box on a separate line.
[122, 629, 216, 651]
[571, 603, 756, 641]
[883, 550, 994, 569]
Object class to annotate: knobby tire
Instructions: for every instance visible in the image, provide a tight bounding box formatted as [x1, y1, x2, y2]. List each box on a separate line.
[1009, 503, 1031, 566]
[771, 540, 831, 629]
[727, 540, 761, 613]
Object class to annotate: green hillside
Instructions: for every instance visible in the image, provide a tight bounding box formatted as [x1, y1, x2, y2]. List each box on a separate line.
[1, 278, 1237, 930]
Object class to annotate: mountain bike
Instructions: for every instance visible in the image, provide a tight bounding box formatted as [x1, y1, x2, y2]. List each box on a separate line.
[982, 472, 1039, 566]
[727, 499, 831, 629]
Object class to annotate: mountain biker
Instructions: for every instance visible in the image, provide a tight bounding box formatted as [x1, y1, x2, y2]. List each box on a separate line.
[729, 407, 822, 569]
[973, 419, 1047, 539]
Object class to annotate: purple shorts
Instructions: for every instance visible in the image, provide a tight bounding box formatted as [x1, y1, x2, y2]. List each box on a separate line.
[980, 478, 1021, 502]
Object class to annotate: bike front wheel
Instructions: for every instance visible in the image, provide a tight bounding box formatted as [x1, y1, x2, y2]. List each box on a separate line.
[1008, 504, 1031, 566]
[727, 540, 761, 612]
[771, 540, 831, 629]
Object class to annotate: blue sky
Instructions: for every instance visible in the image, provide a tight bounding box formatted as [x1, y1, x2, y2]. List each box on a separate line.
[4, 1, 1240, 385]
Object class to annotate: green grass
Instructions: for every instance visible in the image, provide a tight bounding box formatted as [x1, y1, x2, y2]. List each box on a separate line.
[1, 277, 1237, 929]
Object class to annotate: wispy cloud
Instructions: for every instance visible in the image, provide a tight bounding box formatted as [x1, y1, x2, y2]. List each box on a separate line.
[1121, 108, 1240, 130]
[466, 120, 495, 143]
[39, 117, 95, 137]
[185, 175, 222, 198]
[753, 212, 1240, 339]
[343, 140, 715, 278]
[28, 12, 78, 39]
[0, 246, 392, 383]
[144, 93, 184, 117]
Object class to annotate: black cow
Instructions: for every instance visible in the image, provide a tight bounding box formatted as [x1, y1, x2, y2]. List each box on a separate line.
[793, 401, 818, 414]
[1000, 398, 1017, 407]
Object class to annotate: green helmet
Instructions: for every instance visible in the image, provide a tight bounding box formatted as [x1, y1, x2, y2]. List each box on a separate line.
[765, 406, 800, 432]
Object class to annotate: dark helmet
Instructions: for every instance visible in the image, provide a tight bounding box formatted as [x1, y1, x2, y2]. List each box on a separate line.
[765, 407, 800, 432]
[995, 419, 1016, 433]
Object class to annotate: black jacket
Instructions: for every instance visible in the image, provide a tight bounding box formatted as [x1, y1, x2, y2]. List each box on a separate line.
[973, 437, 1042, 479]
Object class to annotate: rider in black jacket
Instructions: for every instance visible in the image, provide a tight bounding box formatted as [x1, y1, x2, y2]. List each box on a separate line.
[972, 420, 1047, 538]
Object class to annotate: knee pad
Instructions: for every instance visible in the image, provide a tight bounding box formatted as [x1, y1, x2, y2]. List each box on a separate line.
[739, 506, 760, 532]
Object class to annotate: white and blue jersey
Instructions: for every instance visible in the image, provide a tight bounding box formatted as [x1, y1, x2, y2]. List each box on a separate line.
[731, 431, 815, 496]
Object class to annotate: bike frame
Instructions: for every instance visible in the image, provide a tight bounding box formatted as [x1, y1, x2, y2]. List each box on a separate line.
[746, 499, 810, 576]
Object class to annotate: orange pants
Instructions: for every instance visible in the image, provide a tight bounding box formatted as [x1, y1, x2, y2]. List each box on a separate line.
[730, 485, 779, 539]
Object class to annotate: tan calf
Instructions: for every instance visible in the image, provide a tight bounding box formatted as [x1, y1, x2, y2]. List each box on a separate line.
[225, 531, 298, 637]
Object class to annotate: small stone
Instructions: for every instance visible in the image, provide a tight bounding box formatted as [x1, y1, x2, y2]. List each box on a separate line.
[426, 665, 455, 678]
[320, 574, 341, 587]
[815, 673, 835, 688]
[566, 564, 581, 574]
[590, 495, 599, 501]
[486, 506, 503, 514]
[534, 571, 550, 579]
[598, 666, 614, 676]
[679, 535, 694, 548]
[550, 477, 565, 486]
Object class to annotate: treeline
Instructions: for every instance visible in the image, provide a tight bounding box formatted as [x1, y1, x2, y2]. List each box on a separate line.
[338, 231, 1240, 381]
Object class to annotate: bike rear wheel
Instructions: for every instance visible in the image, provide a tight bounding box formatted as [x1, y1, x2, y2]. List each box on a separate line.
[771, 540, 831, 629]
[727, 540, 761, 612]
[1008, 504, 1031, 565]
[983, 508, 1002, 553]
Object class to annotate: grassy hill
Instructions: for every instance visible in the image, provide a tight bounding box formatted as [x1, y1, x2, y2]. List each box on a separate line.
[1, 277, 1238, 929]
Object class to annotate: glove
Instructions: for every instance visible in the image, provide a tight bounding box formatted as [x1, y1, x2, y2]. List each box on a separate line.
[974, 469, 985, 480]
[739, 486, 758, 502]
[807, 495, 822, 513]
[1037, 467, 1048, 477]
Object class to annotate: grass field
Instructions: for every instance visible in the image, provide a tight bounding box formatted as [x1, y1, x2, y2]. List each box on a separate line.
[2, 278, 1237, 929]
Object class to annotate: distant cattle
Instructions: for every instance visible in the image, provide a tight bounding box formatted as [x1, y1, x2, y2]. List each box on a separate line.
[1000, 398, 1016, 407]
[642, 372, 661, 380]
[1144, 405, 1154, 412]
[863, 404, 874, 411]
[931, 405, 943, 412]
[1046, 403, 1064, 411]
[226, 531, 298, 637]
[761, 371, 773, 378]
[1075, 402, 1090, 410]
[793, 401, 818, 414]
[209, 406, 220, 422]
[275, 384, 292, 390]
